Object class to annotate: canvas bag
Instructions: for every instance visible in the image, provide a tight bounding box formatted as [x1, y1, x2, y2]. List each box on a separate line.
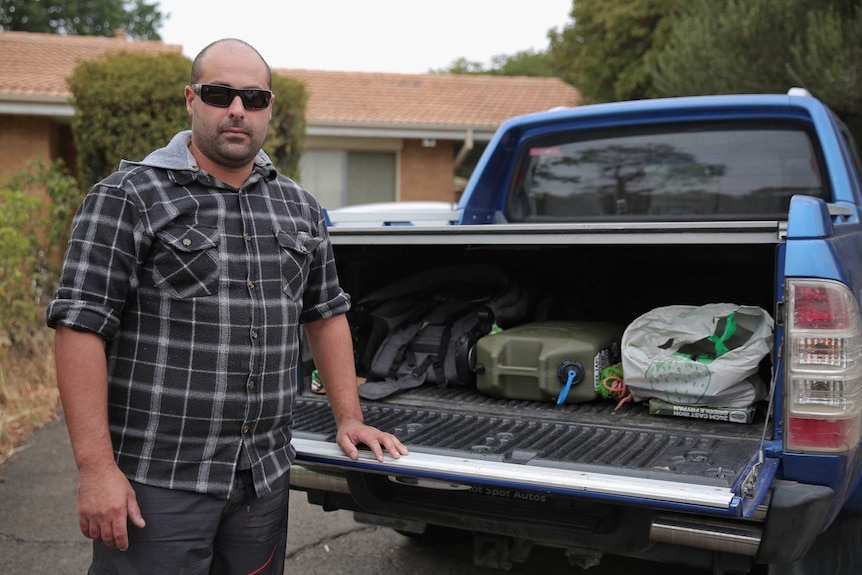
[621, 303, 773, 408]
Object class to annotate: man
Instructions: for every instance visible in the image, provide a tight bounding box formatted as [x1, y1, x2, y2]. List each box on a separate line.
[47, 38, 408, 574]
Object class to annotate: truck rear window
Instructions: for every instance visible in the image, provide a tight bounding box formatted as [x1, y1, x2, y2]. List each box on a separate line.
[506, 122, 827, 221]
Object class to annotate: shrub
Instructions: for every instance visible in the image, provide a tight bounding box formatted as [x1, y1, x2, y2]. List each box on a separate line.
[68, 51, 192, 189]
[0, 160, 80, 340]
[266, 73, 307, 181]
[0, 160, 78, 464]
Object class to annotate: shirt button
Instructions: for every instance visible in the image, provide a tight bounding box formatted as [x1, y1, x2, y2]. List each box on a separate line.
[247, 280, 255, 289]
[244, 234, 252, 241]
[247, 380, 255, 390]
[250, 330, 258, 339]
[242, 423, 250, 434]
[182, 238, 192, 246]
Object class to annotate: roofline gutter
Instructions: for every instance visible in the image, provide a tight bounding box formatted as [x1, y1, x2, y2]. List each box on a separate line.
[0, 95, 499, 141]
[0, 94, 74, 121]
[309, 118, 498, 132]
[307, 123, 495, 142]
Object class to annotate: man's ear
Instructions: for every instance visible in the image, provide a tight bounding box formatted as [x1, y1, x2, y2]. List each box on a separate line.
[184, 86, 195, 115]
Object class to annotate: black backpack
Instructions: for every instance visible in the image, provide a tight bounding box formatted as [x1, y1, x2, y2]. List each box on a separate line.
[351, 265, 530, 400]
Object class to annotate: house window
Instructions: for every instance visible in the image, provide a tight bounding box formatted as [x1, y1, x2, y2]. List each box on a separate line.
[299, 150, 396, 209]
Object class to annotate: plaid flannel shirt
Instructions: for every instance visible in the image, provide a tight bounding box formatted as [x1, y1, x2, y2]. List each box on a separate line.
[47, 131, 350, 498]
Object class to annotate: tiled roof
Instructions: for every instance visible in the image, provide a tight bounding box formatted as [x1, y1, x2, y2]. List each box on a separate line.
[280, 69, 579, 129]
[0, 31, 181, 99]
[0, 31, 579, 126]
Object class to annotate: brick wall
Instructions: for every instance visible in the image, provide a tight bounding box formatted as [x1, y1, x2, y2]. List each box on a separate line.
[399, 139, 455, 202]
[0, 115, 57, 179]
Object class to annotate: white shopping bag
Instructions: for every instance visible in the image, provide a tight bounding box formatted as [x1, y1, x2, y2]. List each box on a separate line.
[621, 303, 773, 408]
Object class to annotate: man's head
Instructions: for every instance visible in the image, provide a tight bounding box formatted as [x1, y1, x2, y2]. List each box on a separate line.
[190, 39, 272, 88]
[185, 39, 274, 174]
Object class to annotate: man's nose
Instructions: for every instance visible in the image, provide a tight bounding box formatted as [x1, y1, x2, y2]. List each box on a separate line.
[227, 95, 246, 116]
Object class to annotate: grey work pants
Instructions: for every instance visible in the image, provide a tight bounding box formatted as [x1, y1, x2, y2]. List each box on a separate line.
[88, 470, 290, 575]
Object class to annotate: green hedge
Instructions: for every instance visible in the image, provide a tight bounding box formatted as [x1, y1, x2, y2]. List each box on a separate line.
[0, 161, 80, 342]
[69, 51, 191, 189]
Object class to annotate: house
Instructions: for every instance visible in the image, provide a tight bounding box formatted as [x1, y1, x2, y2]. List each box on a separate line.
[281, 69, 579, 207]
[0, 31, 580, 208]
[0, 31, 182, 184]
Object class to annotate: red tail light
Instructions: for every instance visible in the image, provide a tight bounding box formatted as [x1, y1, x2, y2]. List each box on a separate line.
[792, 284, 852, 330]
[787, 417, 859, 451]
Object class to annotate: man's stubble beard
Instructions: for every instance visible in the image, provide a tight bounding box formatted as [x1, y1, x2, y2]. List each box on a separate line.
[194, 119, 267, 169]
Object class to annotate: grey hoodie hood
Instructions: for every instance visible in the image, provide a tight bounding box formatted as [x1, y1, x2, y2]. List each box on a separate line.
[119, 130, 275, 174]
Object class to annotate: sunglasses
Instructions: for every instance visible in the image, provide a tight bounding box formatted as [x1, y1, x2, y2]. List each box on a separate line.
[191, 84, 273, 110]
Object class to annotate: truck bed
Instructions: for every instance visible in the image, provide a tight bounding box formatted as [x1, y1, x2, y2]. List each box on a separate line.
[294, 382, 769, 488]
[292, 223, 783, 521]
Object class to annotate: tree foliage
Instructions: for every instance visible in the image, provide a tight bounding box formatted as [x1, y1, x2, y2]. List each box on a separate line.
[432, 49, 557, 77]
[791, 3, 862, 131]
[543, 0, 861, 142]
[433, 57, 487, 75]
[489, 50, 557, 77]
[548, 0, 677, 103]
[0, 0, 164, 39]
[650, 0, 862, 140]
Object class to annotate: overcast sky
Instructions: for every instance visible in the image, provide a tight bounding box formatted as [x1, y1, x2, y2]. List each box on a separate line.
[156, 0, 573, 74]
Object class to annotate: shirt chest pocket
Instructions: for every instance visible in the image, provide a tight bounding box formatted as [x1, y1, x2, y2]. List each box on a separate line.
[153, 225, 221, 298]
[275, 230, 322, 301]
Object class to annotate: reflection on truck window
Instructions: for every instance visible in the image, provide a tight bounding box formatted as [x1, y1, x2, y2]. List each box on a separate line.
[507, 122, 826, 221]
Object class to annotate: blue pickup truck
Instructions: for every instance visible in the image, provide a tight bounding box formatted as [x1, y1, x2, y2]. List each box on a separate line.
[291, 90, 862, 574]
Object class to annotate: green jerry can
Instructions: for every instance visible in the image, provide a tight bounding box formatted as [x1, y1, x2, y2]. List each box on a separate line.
[474, 321, 623, 404]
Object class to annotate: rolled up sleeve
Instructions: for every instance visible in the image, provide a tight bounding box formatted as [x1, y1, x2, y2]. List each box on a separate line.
[47, 182, 145, 340]
[298, 216, 351, 324]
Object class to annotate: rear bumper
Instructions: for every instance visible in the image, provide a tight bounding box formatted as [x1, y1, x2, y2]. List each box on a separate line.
[647, 476, 835, 563]
[290, 459, 834, 563]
